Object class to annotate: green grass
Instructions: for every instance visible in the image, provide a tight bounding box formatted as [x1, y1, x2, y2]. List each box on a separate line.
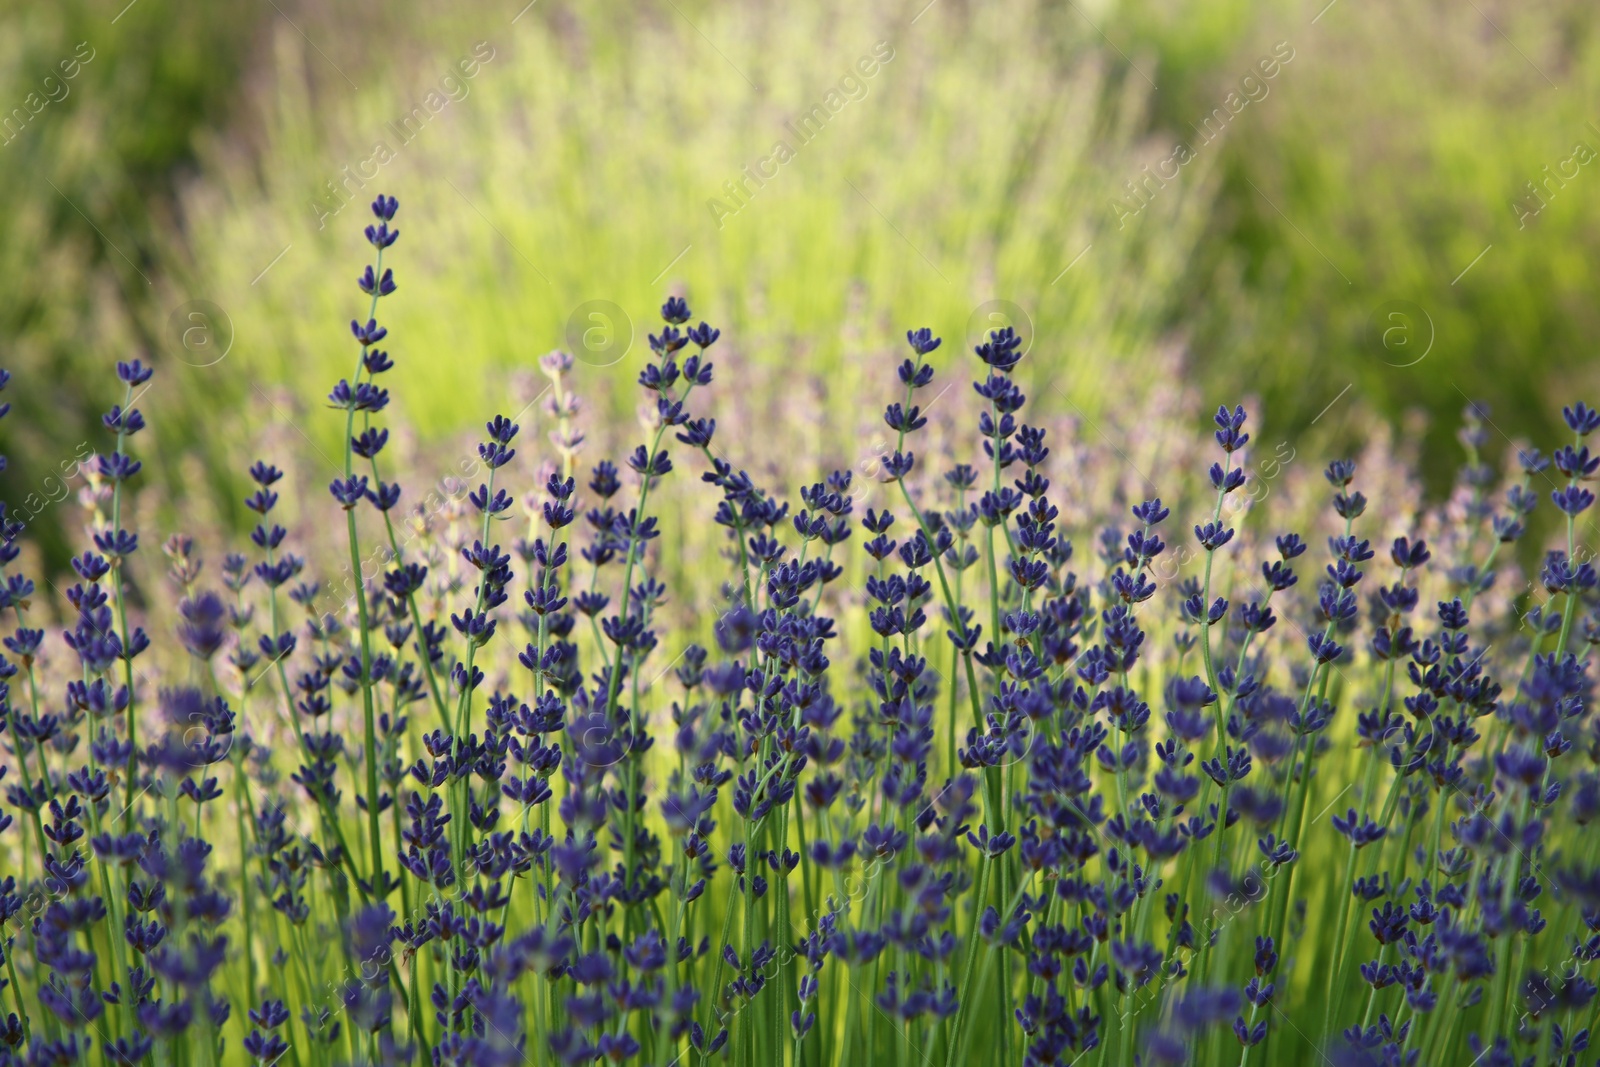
[0, 0, 258, 565]
[1123, 0, 1600, 486]
[6, 0, 1600, 554]
[149, 0, 1213, 534]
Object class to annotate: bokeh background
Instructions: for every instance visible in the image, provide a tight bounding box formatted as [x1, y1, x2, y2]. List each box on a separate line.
[5, 0, 1596, 570]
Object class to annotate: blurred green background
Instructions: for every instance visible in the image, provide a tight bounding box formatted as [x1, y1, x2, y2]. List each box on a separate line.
[4, 0, 1596, 566]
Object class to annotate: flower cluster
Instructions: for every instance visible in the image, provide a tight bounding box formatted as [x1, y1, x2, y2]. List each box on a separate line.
[0, 194, 1596, 1067]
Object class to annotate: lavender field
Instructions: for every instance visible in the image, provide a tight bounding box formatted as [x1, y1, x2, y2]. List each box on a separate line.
[0, 191, 1596, 1067]
[5, 0, 1600, 1065]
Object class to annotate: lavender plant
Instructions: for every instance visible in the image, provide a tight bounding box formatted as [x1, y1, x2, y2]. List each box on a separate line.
[1, 194, 1598, 1067]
